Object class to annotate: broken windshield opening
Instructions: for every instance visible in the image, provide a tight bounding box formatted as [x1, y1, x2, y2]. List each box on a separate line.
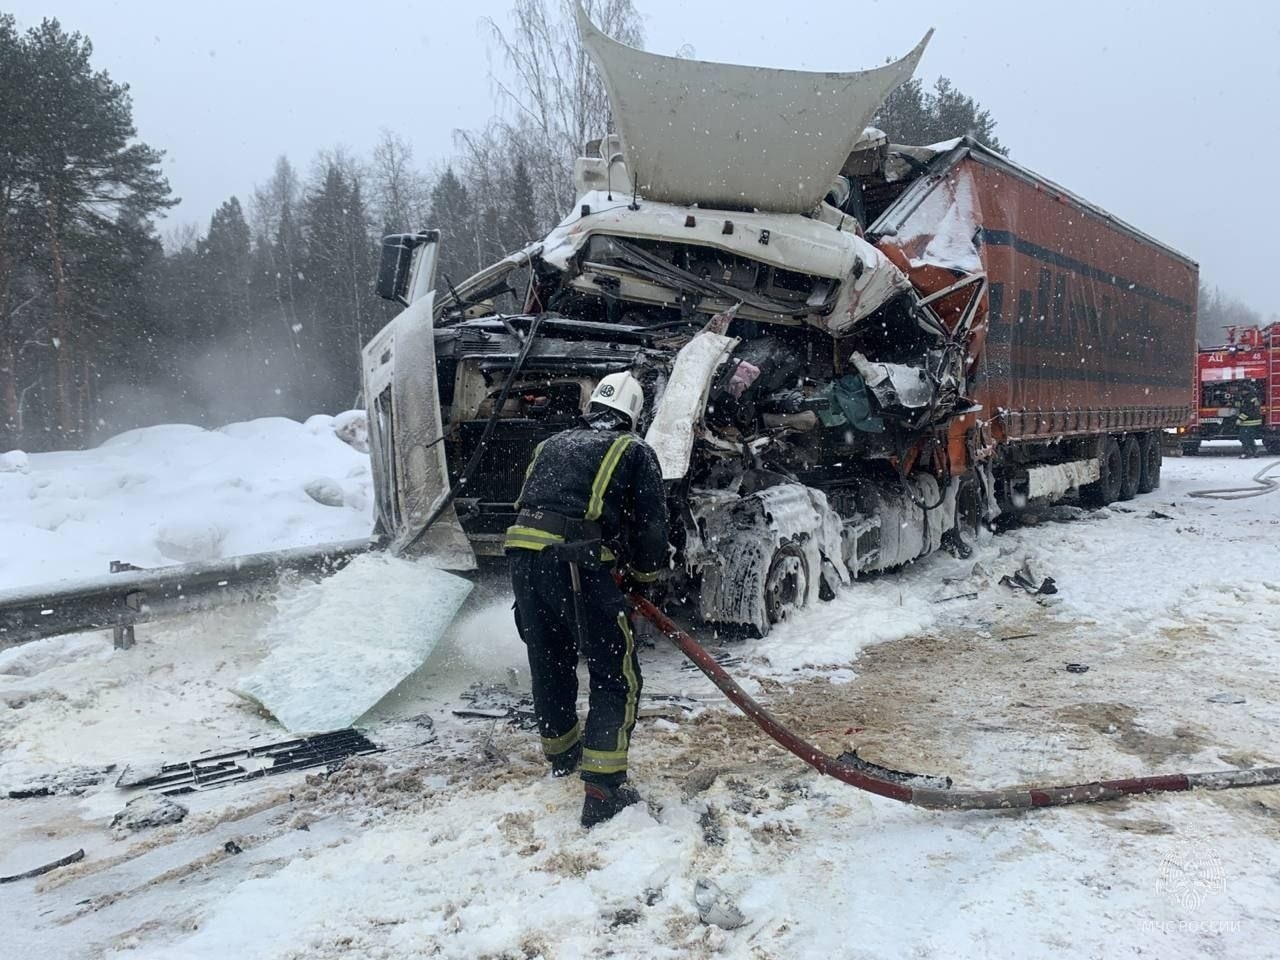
[579, 235, 839, 318]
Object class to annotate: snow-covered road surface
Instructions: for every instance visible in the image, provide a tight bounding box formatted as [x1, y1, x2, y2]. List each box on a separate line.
[2, 447, 1278, 958]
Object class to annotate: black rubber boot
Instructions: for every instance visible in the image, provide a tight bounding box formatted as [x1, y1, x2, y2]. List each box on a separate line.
[550, 742, 582, 778]
[580, 781, 641, 828]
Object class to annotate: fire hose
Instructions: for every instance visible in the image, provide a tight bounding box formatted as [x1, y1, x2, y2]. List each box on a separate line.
[1188, 457, 1280, 501]
[627, 593, 1280, 810]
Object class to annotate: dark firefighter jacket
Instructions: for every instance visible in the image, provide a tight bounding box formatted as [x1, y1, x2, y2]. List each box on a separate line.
[1237, 394, 1263, 427]
[504, 427, 669, 580]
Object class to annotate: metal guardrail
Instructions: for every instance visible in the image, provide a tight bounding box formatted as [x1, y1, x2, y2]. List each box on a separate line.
[0, 538, 377, 648]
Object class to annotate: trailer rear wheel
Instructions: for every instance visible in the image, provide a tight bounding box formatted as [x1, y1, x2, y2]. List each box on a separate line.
[1137, 433, 1162, 493]
[1264, 435, 1280, 456]
[1082, 437, 1123, 506]
[1118, 436, 1142, 500]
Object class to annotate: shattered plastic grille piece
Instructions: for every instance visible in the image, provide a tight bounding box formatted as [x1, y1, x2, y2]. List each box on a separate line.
[120, 729, 382, 795]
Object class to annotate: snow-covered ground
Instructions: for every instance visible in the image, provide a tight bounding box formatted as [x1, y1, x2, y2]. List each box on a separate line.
[1, 431, 1278, 959]
[0, 413, 373, 593]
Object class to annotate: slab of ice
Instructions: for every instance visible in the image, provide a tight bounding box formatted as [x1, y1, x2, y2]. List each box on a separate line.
[235, 554, 472, 733]
[645, 331, 736, 480]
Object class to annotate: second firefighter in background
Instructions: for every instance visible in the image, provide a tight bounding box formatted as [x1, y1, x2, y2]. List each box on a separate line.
[504, 371, 669, 827]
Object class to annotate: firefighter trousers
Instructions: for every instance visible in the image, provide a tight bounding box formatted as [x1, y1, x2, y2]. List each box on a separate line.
[509, 549, 642, 785]
[1239, 423, 1260, 456]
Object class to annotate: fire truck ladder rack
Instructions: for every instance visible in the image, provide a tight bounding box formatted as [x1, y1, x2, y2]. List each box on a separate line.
[1270, 323, 1280, 428]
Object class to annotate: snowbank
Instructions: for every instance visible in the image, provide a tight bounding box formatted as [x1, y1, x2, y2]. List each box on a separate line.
[0, 413, 373, 592]
[0, 449, 29, 474]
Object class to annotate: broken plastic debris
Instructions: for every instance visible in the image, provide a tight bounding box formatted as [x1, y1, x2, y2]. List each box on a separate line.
[1206, 693, 1245, 704]
[694, 877, 747, 930]
[111, 794, 188, 834]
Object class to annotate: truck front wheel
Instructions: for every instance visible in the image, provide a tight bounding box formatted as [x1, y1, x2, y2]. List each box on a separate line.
[1082, 437, 1123, 507]
[1118, 436, 1142, 500]
[763, 544, 809, 628]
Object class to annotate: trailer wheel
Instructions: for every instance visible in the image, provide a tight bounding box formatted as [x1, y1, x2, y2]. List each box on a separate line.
[1137, 433, 1162, 493]
[1181, 440, 1201, 456]
[1265, 435, 1280, 456]
[1082, 437, 1123, 506]
[763, 544, 809, 628]
[1118, 436, 1142, 500]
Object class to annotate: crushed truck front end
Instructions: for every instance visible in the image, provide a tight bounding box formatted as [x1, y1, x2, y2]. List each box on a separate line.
[365, 172, 986, 634]
[363, 10, 1196, 636]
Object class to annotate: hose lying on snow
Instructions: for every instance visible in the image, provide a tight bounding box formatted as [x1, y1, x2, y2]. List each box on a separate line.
[628, 594, 1280, 810]
[1188, 457, 1280, 501]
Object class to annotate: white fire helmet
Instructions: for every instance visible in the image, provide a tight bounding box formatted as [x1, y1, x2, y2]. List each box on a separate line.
[589, 371, 645, 430]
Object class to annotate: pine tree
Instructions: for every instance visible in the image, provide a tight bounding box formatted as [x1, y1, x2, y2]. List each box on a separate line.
[873, 77, 1007, 155]
[0, 17, 174, 446]
[199, 197, 252, 346]
[507, 154, 539, 247]
[429, 167, 479, 289]
[0, 14, 36, 441]
[300, 161, 373, 410]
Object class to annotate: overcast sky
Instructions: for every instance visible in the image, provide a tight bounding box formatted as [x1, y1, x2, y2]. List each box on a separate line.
[9, 0, 1280, 312]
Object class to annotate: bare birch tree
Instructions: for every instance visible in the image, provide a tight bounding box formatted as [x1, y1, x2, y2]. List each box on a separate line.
[482, 0, 643, 224]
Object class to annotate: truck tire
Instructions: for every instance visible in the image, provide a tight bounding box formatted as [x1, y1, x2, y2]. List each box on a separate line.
[763, 543, 809, 628]
[1137, 433, 1162, 493]
[1264, 435, 1280, 456]
[1118, 436, 1142, 500]
[1081, 437, 1123, 507]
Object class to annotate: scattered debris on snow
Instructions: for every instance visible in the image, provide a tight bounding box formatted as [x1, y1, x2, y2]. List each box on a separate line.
[1206, 692, 1246, 704]
[694, 877, 747, 930]
[111, 794, 188, 835]
[2, 443, 1278, 959]
[0, 848, 84, 884]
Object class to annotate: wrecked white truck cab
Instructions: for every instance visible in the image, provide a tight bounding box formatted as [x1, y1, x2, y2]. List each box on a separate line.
[364, 8, 1194, 636]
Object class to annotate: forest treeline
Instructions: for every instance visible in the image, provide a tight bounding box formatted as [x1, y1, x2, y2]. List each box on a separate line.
[4, 1, 1022, 450]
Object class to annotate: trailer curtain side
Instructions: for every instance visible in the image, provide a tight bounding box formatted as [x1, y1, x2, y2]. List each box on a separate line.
[876, 142, 1198, 443]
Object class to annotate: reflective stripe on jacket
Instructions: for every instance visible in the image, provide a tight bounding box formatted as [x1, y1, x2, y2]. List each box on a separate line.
[503, 427, 668, 577]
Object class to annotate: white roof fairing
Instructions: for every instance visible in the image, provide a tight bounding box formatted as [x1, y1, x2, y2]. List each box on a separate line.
[575, 3, 932, 215]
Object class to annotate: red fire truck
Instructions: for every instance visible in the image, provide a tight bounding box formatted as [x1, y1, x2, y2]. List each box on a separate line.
[1183, 324, 1280, 455]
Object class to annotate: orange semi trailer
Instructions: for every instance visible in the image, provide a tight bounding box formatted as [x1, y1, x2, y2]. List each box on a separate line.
[870, 138, 1199, 509]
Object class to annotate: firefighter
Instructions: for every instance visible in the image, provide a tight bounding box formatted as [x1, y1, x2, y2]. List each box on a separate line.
[504, 371, 669, 827]
[1237, 385, 1263, 458]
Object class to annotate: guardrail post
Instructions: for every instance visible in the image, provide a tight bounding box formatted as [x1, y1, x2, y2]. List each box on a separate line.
[110, 560, 143, 649]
